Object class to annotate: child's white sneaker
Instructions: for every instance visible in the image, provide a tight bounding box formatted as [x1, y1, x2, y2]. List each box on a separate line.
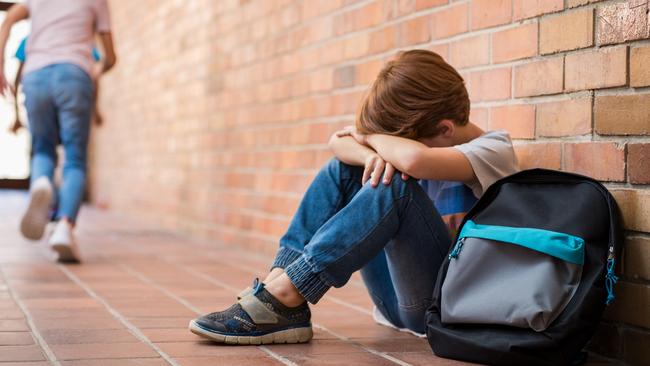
[372, 306, 427, 338]
[20, 177, 53, 240]
[49, 220, 81, 263]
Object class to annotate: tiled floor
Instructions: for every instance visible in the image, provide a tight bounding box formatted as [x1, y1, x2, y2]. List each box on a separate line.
[0, 191, 613, 365]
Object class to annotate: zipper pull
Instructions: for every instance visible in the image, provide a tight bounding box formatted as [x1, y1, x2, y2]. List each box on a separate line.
[449, 238, 466, 259]
[605, 244, 618, 305]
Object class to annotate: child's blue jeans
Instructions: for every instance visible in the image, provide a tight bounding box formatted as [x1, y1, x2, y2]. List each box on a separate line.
[22, 63, 94, 223]
[272, 158, 452, 333]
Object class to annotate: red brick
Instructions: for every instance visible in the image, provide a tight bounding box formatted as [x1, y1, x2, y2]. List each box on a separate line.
[50, 343, 157, 360]
[567, 0, 602, 7]
[470, 107, 488, 130]
[565, 46, 627, 92]
[415, 0, 447, 11]
[514, 143, 562, 170]
[631, 45, 650, 87]
[489, 105, 536, 139]
[492, 23, 538, 63]
[173, 356, 282, 366]
[449, 35, 489, 69]
[469, 67, 511, 102]
[628, 143, 650, 184]
[333, 65, 356, 88]
[513, 0, 563, 20]
[431, 3, 468, 39]
[563, 142, 626, 181]
[514, 57, 563, 97]
[597, 0, 649, 45]
[594, 94, 650, 135]
[623, 328, 650, 366]
[624, 237, 650, 281]
[357, 58, 385, 85]
[471, 0, 512, 30]
[369, 26, 397, 54]
[611, 189, 650, 232]
[540, 9, 594, 54]
[394, 0, 417, 17]
[398, 15, 430, 46]
[427, 43, 449, 60]
[334, 1, 385, 35]
[0, 332, 34, 346]
[0, 346, 45, 362]
[536, 97, 592, 137]
[604, 281, 650, 328]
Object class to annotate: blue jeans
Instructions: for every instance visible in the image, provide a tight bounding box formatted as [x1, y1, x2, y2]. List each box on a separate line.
[22, 63, 93, 223]
[272, 158, 452, 333]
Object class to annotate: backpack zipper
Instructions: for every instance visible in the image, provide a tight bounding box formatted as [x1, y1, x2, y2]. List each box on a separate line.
[449, 237, 466, 259]
[605, 245, 618, 305]
[450, 174, 620, 305]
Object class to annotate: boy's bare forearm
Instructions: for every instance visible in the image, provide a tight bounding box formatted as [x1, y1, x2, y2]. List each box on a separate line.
[365, 134, 426, 174]
[366, 133, 475, 182]
[328, 134, 376, 166]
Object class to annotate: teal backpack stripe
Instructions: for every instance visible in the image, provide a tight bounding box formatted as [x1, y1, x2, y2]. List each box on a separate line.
[458, 220, 585, 265]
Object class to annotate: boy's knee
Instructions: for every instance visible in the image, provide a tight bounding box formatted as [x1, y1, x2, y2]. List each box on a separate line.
[386, 172, 419, 192]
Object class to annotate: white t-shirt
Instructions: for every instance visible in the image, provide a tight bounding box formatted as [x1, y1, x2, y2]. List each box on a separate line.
[453, 129, 520, 198]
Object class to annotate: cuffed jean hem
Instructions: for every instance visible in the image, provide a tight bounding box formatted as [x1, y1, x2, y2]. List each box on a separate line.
[270, 246, 303, 270]
[285, 256, 330, 304]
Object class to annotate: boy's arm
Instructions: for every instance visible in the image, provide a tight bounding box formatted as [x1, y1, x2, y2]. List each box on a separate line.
[365, 134, 475, 183]
[0, 4, 29, 96]
[328, 133, 376, 166]
[329, 133, 404, 187]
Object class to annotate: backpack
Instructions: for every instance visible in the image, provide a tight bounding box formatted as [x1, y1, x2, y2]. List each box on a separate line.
[425, 168, 623, 366]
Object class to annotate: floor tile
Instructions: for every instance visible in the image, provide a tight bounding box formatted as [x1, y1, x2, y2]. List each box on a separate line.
[50, 342, 159, 360]
[0, 345, 46, 362]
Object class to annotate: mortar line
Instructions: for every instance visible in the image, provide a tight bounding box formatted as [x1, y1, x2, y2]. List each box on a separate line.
[0, 267, 61, 366]
[259, 346, 300, 366]
[154, 257, 413, 366]
[312, 324, 412, 366]
[117, 261, 297, 366]
[57, 265, 181, 366]
[117, 262, 302, 366]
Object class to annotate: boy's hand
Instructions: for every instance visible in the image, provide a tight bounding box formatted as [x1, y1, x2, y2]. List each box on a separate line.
[336, 126, 368, 146]
[363, 153, 409, 186]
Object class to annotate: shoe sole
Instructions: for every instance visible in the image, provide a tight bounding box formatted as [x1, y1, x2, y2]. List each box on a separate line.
[20, 187, 52, 240]
[188, 320, 313, 345]
[50, 243, 80, 263]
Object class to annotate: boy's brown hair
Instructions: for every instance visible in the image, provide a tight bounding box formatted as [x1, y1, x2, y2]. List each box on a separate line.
[356, 49, 469, 139]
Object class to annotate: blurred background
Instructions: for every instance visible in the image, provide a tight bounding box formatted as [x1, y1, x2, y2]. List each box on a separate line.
[1, 1, 649, 363]
[0, 0, 29, 183]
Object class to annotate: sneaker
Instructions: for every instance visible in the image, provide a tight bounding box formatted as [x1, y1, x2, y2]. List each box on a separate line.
[20, 177, 53, 240]
[48, 220, 81, 263]
[372, 306, 426, 338]
[189, 279, 313, 344]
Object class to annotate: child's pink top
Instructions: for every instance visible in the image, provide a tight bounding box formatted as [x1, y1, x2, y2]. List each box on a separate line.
[23, 0, 111, 76]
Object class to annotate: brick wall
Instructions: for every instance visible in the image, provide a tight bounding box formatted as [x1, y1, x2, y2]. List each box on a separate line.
[94, 0, 649, 362]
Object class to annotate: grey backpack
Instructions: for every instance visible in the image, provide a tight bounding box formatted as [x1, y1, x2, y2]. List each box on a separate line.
[426, 169, 623, 366]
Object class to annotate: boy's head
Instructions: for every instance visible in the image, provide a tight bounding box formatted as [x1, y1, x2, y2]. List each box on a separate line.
[356, 50, 470, 144]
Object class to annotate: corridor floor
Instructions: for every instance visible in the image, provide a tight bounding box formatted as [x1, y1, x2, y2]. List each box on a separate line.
[0, 191, 613, 365]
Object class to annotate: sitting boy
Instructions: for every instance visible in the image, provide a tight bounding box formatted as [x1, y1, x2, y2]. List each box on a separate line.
[189, 49, 519, 344]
